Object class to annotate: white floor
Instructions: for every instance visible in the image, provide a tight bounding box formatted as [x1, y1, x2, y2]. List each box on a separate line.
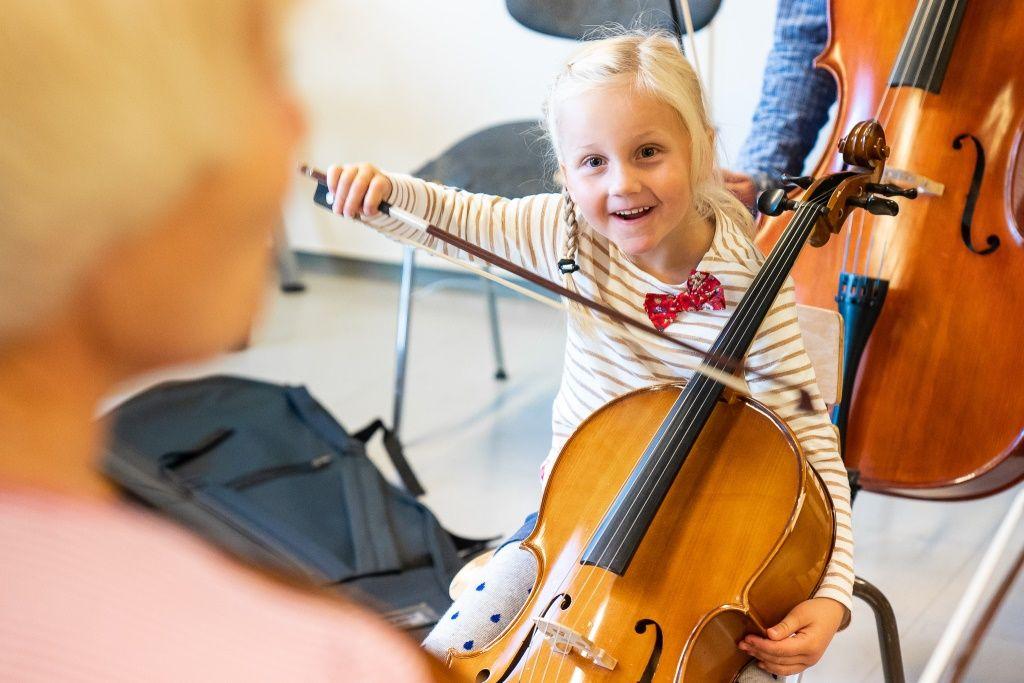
[112, 258, 1024, 683]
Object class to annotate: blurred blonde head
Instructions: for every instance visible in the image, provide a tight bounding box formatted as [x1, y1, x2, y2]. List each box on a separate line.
[0, 0, 294, 346]
[542, 29, 752, 239]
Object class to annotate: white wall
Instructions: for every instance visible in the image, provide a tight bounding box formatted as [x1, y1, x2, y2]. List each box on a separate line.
[282, 0, 829, 266]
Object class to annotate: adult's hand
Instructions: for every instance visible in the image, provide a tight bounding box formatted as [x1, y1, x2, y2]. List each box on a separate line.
[723, 169, 758, 209]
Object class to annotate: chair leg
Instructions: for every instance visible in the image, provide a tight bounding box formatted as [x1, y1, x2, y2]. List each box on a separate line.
[484, 266, 508, 380]
[951, 542, 1024, 681]
[854, 576, 906, 683]
[392, 246, 416, 436]
[273, 220, 306, 293]
[919, 486, 1024, 683]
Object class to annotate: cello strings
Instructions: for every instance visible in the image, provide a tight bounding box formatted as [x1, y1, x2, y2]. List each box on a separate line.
[914, 0, 964, 114]
[883, 245, 903, 283]
[841, 214, 854, 274]
[862, 220, 876, 278]
[866, 1, 935, 281]
[882, 0, 961, 128]
[875, 224, 892, 280]
[875, 0, 934, 122]
[530, 194, 829, 681]
[873, 0, 962, 283]
[851, 212, 865, 276]
[524, 199, 807, 679]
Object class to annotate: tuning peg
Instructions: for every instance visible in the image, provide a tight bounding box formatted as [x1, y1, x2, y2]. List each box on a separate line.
[848, 194, 900, 217]
[866, 182, 918, 199]
[779, 173, 814, 190]
[757, 188, 799, 216]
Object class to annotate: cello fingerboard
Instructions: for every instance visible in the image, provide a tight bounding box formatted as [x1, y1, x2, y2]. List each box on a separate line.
[889, 0, 968, 93]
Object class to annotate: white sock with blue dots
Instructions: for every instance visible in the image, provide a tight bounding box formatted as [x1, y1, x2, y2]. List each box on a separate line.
[737, 662, 785, 682]
[422, 544, 538, 658]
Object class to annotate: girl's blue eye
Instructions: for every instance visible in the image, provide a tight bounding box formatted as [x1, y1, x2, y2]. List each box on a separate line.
[583, 156, 604, 168]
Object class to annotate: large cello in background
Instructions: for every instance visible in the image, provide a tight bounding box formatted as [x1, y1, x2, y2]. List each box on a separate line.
[756, 0, 1024, 500]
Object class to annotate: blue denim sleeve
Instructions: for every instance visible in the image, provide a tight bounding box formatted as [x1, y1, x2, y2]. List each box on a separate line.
[736, 0, 837, 187]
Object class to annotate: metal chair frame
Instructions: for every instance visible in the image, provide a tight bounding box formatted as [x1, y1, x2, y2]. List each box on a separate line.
[273, 219, 306, 294]
[390, 248, 508, 434]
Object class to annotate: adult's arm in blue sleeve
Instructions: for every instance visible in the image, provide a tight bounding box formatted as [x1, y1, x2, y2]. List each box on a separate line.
[736, 0, 838, 192]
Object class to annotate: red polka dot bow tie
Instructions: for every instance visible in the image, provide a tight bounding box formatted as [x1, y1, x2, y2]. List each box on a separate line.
[644, 270, 726, 331]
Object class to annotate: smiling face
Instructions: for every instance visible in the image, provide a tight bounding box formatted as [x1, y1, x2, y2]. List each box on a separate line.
[556, 82, 696, 262]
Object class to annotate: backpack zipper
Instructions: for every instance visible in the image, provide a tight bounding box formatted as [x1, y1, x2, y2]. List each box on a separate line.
[227, 453, 334, 490]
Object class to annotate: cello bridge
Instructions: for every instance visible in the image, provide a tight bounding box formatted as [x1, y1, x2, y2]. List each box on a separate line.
[532, 616, 618, 670]
[882, 167, 944, 197]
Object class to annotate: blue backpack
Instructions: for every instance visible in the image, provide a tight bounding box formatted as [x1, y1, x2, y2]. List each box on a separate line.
[102, 375, 489, 636]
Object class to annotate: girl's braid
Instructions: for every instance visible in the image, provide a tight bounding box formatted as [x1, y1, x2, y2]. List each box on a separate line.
[558, 188, 581, 275]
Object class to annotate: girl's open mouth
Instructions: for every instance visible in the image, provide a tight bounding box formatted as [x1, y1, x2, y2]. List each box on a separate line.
[612, 206, 654, 221]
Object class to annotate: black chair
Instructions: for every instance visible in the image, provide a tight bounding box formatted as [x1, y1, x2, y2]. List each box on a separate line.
[392, 0, 721, 434]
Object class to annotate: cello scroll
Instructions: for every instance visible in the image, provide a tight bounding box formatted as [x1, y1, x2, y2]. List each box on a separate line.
[757, 120, 916, 248]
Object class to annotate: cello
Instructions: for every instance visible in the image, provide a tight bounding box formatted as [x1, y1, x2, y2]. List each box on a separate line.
[755, 0, 1024, 500]
[303, 120, 906, 678]
[405, 125, 900, 681]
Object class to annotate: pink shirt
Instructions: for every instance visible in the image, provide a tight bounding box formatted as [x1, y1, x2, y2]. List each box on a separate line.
[0, 487, 438, 682]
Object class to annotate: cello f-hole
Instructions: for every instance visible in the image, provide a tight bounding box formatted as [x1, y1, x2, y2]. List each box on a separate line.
[635, 619, 664, 682]
[953, 133, 1001, 255]
[488, 593, 569, 683]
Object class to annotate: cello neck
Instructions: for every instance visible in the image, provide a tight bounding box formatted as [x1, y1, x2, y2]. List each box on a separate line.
[706, 200, 823, 367]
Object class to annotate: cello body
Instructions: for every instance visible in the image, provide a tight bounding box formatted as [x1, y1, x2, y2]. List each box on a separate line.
[446, 386, 833, 682]
[756, 0, 1024, 499]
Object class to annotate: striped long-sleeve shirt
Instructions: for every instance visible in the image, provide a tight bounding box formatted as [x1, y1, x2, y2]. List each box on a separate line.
[365, 174, 854, 610]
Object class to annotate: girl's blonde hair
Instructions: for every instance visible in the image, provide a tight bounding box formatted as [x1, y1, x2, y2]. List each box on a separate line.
[542, 29, 753, 264]
[0, 0, 290, 344]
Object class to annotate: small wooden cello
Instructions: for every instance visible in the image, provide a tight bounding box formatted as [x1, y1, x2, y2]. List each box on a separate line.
[440, 121, 912, 682]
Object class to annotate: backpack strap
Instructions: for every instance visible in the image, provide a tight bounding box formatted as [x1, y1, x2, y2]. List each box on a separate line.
[283, 386, 426, 497]
[283, 386, 355, 453]
[352, 419, 426, 498]
[447, 530, 500, 559]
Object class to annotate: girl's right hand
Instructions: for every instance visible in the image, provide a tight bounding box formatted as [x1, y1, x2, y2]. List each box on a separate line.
[325, 163, 393, 219]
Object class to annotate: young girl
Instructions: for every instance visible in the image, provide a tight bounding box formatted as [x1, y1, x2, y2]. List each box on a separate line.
[326, 30, 853, 679]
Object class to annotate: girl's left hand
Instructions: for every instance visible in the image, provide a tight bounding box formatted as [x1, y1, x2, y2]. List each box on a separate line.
[738, 597, 847, 677]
